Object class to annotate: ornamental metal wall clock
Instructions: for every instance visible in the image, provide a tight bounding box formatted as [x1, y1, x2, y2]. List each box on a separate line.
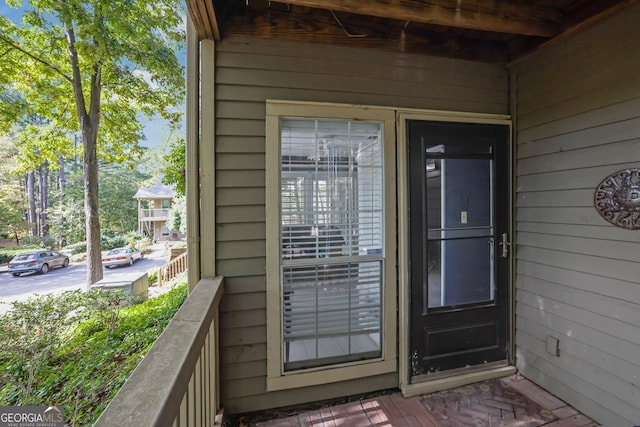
[594, 168, 640, 230]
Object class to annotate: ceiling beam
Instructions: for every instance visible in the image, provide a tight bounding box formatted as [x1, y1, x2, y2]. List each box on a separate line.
[270, 0, 562, 37]
[222, 8, 509, 62]
[186, 0, 220, 40]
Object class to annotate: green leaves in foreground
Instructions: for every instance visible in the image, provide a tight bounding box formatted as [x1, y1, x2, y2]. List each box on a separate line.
[0, 284, 187, 426]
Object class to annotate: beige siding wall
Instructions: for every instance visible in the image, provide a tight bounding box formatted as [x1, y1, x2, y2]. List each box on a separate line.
[215, 36, 509, 414]
[512, 5, 640, 426]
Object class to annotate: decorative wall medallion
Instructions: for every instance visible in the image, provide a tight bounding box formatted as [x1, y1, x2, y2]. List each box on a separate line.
[594, 168, 640, 229]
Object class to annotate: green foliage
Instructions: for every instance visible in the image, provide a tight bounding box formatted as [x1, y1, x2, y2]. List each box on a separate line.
[18, 235, 58, 249]
[61, 241, 87, 255]
[0, 137, 31, 244]
[98, 164, 152, 235]
[0, 284, 188, 425]
[48, 161, 152, 245]
[101, 235, 128, 250]
[0, 1, 186, 169]
[147, 268, 158, 285]
[47, 196, 86, 248]
[136, 236, 153, 254]
[1, 0, 185, 284]
[162, 136, 185, 196]
[167, 195, 186, 235]
[167, 240, 187, 249]
[0, 246, 41, 264]
[61, 235, 129, 254]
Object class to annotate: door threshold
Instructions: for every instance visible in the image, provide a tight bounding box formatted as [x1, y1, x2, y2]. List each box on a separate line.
[401, 363, 516, 398]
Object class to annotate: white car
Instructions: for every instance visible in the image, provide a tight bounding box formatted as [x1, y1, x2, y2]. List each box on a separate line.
[102, 247, 144, 268]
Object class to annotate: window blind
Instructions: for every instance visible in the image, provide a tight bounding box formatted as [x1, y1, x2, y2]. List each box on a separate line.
[279, 118, 384, 371]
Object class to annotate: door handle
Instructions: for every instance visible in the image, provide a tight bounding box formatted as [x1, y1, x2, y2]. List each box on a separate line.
[500, 233, 510, 258]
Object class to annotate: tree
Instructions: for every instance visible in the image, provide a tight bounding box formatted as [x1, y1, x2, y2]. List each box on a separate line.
[0, 181, 31, 244]
[167, 195, 186, 235]
[162, 136, 186, 197]
[0, 1, 185, 286]
[48, 161, 152, 245]
[0, 136, 32, 243]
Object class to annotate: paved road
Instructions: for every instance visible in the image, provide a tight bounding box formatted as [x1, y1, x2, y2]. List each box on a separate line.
[0, 246, 169, 314]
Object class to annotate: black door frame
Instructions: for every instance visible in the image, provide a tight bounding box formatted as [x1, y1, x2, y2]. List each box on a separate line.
[397, 111, 514, 396]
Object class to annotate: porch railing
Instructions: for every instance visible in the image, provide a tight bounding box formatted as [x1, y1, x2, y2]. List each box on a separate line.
[159, 251, 188, 286]
[94, 276, 225, 427]
[140, 208, 170, 221]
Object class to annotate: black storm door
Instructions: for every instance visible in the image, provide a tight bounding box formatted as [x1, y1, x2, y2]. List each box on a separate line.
[407, 120, 510, 379]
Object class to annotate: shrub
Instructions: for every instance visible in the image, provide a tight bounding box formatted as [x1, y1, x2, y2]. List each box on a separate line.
[0, 284, 188, 425]
[62, 235, 129, 255]
[70, 253, 86, 263]
[61, 241, 87, 254]
[136, 237, 153, 254]
[19, 236, 59, 249]
[101, 235, 128, 250]
[0, 246, 41, 264]
[167, 241, 187, 249]
[0, 252, 13, 264]
[147, 268, 159, 285]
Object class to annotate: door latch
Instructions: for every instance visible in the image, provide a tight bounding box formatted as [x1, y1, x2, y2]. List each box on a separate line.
[500, 233, 510, 258]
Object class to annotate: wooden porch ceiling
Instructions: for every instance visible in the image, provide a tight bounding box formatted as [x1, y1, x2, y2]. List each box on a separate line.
[187, 0, 636, 62]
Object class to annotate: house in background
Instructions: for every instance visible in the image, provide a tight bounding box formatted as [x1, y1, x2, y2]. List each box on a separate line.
[134, 180, 181, 242]
[98, 1, 640, 426]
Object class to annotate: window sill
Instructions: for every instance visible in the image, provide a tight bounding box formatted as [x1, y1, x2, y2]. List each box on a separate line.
[266, 357, 396, 391]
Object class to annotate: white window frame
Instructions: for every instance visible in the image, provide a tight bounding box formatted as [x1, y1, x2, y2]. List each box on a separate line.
[266, 100, 397, 391]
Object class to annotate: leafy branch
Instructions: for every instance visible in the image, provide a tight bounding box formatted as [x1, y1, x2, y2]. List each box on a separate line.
[0, 33, 72, 84]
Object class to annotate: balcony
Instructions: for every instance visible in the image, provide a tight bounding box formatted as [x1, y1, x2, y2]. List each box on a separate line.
[140, 208, 170, 221]
[94, 274, 596, 427]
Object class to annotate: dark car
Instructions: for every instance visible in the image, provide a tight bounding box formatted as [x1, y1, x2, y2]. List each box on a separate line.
[8, 250, 70, 277]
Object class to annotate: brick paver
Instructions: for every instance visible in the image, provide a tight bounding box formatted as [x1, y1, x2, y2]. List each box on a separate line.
[250, 375, 597, 427]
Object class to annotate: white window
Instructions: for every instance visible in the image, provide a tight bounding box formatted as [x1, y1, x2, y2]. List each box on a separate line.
[266, 101, 396, 390]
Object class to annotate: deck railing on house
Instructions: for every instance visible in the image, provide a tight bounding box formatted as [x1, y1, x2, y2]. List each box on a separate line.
[94, 276, 225, 427]
[159, 251, 188, 286]
[140, 208, 171, 221]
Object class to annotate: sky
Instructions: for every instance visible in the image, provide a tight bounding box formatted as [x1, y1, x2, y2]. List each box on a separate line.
[1, 2, 186, 150]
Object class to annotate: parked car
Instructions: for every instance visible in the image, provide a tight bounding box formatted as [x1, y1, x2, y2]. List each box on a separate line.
[102, 247, 144, 268]
[8, 250, 70, 277]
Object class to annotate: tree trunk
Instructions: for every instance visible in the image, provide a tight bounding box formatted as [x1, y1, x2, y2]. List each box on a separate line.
[39, 164, 49, 236]
[58, 156, 66, 191]
[65, 21, 103, 287]
[26, 171, 37, 237]
[84, 125, 103, 287]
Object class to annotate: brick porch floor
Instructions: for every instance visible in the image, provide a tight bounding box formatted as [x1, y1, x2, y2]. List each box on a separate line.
[250, 375, 598, 427]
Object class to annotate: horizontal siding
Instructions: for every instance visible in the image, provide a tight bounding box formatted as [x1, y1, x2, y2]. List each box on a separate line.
[517, 231, 640, 263]
[217, 206, 265, 223]
[517, 221, 640, 243]
[220, 276, 265, 295]
[214, 35, 509, 413]
[217, 171, 265, 188]
[217, 136, 265, 153]
[517, 246, 639, 285]
[516, 162, 640, 192]
[216, 240, 266, 260]
[517, 139, 640, 176]
[512, 3, 640, 426]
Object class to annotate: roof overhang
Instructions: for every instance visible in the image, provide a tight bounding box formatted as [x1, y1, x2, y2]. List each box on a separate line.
[187, 0, 637, 62]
